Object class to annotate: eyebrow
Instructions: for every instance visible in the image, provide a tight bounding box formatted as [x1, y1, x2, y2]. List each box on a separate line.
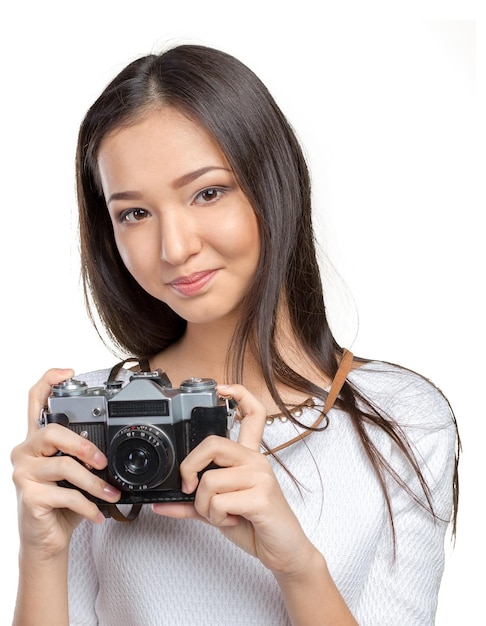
[106, 166, 232, 204]
[173, 166, 232, 189]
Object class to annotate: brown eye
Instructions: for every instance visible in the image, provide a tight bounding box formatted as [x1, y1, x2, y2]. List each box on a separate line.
[121, 208, 150, 222]
[201, 189, 219, 202]
[194, 187, 225, 204]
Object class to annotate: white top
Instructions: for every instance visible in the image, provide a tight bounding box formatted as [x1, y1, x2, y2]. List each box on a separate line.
[67, 361, 457, 625]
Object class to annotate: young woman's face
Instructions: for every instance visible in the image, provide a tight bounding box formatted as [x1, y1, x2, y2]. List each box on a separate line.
[97, 107, 260, 327]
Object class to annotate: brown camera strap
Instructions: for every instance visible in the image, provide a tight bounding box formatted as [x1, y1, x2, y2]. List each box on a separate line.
[108, 356, 151, 381]
[103, 503, 143, 522]
[265, 348, 354, 455]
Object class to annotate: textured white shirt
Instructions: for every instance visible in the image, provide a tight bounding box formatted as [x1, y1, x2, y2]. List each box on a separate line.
[67, 361, 456, 625]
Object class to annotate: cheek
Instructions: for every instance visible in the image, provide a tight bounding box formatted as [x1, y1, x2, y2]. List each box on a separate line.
[114, 234, 132, 271]
[217, 209, 260, 262]
[238, 216, 261, 267]
[114, 233, 151, 281]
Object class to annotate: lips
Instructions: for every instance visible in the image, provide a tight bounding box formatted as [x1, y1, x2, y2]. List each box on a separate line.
[169, 270, 218, 296]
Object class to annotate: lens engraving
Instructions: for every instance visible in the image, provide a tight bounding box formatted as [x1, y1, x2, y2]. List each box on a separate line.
[108, 425, 175, 489]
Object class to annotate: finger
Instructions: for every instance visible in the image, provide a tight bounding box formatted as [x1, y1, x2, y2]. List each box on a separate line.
[205, 490, 261, 527]
[11, 429, 121, 504]
[27, 368, 74, 435]
[152, 500, 239, 528]
[152, 502, 208, 523]
[22, 482, 107, 525]
[178, 436, 254, 493]
[217, 384, 266, 451]
[28, 453, 121, 503]
[194, 462, 272, 522]
[30, 423, 108, 471]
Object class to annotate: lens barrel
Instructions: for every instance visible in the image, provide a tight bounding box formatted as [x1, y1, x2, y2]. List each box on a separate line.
[108, 425, 175, 489]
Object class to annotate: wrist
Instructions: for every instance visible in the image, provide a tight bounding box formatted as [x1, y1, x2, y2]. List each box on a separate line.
[273, 541, 327, 584]
[273, 546, 358, 626]
[18, 541, 70, 567]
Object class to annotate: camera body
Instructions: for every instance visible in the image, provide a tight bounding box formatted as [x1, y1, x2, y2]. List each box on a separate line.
[40, 371, 234, 506]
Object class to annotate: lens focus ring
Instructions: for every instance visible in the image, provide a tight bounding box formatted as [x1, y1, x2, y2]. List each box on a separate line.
[107, 425, 175, 490]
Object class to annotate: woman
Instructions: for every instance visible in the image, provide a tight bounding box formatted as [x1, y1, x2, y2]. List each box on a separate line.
[11, 44, 459, 625]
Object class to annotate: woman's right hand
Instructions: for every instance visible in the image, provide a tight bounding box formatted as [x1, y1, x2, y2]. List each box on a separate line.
[10, 368, 121, 559]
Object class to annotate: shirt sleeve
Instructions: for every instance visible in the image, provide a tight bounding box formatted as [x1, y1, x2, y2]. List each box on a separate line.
[353, 369, 457, 625]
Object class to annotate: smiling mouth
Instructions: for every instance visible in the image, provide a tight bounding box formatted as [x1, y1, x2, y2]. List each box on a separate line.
[169, 270, 218, 296]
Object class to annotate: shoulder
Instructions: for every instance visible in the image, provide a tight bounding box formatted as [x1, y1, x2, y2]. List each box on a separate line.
[346, 361, 458, 522]
[347, 360, 454, 432]
[74, 366, 133, 388]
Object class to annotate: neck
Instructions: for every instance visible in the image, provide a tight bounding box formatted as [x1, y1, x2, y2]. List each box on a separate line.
[150, 304, 331, 413]
[150, 319, 238, 385]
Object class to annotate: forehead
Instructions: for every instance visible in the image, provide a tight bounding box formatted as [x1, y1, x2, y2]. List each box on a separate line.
[101, 106, 222, 155]
[97, 107, 231, 189]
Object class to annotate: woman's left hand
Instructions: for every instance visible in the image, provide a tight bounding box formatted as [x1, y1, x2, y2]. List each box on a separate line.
[152, 384, 315, 576]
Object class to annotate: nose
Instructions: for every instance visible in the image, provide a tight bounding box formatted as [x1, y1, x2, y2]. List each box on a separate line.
[159, 210, 202, 266]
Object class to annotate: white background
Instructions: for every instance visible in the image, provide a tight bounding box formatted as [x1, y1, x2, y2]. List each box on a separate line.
[1, 2, 483, 623]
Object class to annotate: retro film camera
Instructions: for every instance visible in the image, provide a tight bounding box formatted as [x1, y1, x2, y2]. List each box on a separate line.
[40, 371, 236, 518]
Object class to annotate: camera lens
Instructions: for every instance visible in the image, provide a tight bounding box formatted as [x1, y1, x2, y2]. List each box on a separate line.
[126, 449, 150, 474]
[108, 425, 175, 489]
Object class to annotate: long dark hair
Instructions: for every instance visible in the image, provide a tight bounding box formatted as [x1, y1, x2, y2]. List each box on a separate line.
[76, 44, 459, 538]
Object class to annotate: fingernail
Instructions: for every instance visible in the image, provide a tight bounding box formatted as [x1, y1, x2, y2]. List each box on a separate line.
[181, 480, 196, 494]
[93, 451, 107, 467]
[103, 484, 120, 498]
